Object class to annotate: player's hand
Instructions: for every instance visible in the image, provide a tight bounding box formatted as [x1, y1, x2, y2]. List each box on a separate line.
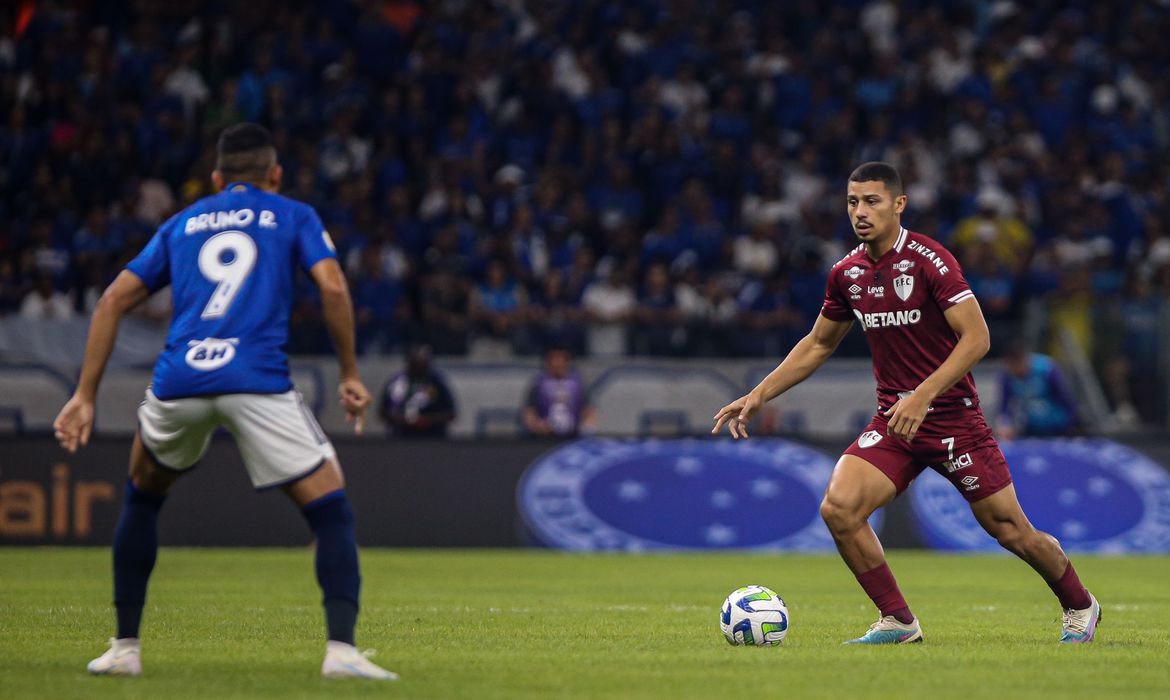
[53, 395, 95, 454]
[712, 392, 765, 439]
[882, 392, 931, 442]
[338, 378, 371, 435]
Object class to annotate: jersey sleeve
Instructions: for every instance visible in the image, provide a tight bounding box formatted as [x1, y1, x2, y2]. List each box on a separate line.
[296, 205, 338, 272]
[125, 225, 172, 292]
[925, 244, 975, 310]
[819, 268, 853, 321]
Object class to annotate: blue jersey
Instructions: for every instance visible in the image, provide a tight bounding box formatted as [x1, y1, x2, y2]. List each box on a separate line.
[127, 182, 337, 400]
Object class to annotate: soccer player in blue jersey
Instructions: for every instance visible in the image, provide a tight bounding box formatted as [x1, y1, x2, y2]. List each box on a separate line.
[52, 124, 397, 680]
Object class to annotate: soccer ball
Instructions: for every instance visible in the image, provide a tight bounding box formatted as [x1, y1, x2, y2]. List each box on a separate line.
[720, 585, 789, 646]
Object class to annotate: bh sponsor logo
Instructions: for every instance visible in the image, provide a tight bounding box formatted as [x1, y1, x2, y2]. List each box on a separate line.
[518, 438, 881, 551]
[185, 337, 239, 371]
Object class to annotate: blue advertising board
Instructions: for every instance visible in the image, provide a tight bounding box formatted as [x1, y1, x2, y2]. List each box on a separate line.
[910, 438, 1170, 552]
[517, 438, 881, 551]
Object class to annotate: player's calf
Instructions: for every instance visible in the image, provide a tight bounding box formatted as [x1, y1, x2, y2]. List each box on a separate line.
[301, 490, 361, 645]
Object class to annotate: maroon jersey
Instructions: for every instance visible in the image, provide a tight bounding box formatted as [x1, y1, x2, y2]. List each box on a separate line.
[821, 227, 979, 413]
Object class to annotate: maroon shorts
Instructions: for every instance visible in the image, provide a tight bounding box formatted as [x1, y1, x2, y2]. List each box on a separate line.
[842, 408, 1012, 502]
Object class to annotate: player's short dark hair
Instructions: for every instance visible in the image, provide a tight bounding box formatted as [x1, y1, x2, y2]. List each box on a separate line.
[849, 161, 903, 196]
[216, 123, 277, 182]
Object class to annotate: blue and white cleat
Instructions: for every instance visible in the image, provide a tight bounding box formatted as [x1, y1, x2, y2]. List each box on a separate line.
[322, 641, 399, 680]
[87, 638, 142, 676]
[1060, 593, 1101, 644]
[845, 615, 923, 645]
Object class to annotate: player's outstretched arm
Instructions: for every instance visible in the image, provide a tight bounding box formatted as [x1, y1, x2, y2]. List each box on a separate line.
[883, 298, 990, 441]
[712, 314, 853, 439]
[53, 271, 151, 453]
[310, 258, 371, 434]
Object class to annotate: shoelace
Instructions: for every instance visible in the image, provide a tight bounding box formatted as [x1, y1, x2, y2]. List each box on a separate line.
[1062, 608, 1088, 635]
[866, 616, 904, 633]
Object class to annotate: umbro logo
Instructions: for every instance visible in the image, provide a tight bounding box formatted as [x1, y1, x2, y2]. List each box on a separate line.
[960, 475, 980, 491]
[849, 284, 863, 295]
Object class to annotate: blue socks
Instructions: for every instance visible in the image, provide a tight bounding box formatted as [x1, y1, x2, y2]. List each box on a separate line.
[302, 490, 361, 645]
[110, 483, 361, 645]
[113, 481, 166, 639]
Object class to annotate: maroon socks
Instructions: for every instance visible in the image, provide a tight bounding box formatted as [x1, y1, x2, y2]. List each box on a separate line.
[1048, 562, 1092, 610]
[856, 562, 914, 624]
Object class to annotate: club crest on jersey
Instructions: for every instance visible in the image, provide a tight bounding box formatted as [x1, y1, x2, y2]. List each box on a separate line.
[858, 430, 883, 448]
[843, 266, 865, 280]
[893, 274, 914, 301]
[892, 260, 914, 272]
[185, 337, 240, 371]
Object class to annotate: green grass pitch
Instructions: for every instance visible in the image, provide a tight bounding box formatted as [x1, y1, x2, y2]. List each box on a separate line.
[2, 549, 1168, 699]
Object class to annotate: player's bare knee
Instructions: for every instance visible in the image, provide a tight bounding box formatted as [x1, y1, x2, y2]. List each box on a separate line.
[988, 519, 1030, 554]
[129, 442, 175, 493]
[820, 495, 864, 535]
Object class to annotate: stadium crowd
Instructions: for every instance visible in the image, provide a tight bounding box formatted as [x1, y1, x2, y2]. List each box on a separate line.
[1, 0, 1169, 422]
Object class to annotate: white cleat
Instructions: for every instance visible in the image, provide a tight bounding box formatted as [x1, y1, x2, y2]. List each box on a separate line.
[87, 638, 142, 676]
[1061, 592, 1102, 644]
[844, 615, 924, 645]
[322, 641, 399, 680]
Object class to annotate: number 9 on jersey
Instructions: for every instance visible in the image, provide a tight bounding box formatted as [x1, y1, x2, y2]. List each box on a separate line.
[198, 231, 257, 319]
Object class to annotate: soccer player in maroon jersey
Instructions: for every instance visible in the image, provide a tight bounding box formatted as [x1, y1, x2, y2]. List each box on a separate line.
[712, 162, 1101, 644]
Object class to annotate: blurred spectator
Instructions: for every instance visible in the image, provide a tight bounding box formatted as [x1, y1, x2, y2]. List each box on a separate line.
[631, 261, 685, 356]
[2, 0, 1170, 425]
[735, 275, 801, 357]
[420, 270, 470, 356]
[528, 268, 587, 356]
[522, 346, 596, 438]
[582, 264, 636, 356]
[352, 245, 408, 355]
[1100, 273, 1161, 427]
[997, 344, 1080, 440]
[950, 189, 1034, 275]
[20, 273, 73, 319]
[380, 344, 456, 438]
[470, 258, 528, 355]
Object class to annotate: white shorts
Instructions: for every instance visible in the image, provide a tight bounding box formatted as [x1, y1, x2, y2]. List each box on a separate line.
[137, 389, 336, 489]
